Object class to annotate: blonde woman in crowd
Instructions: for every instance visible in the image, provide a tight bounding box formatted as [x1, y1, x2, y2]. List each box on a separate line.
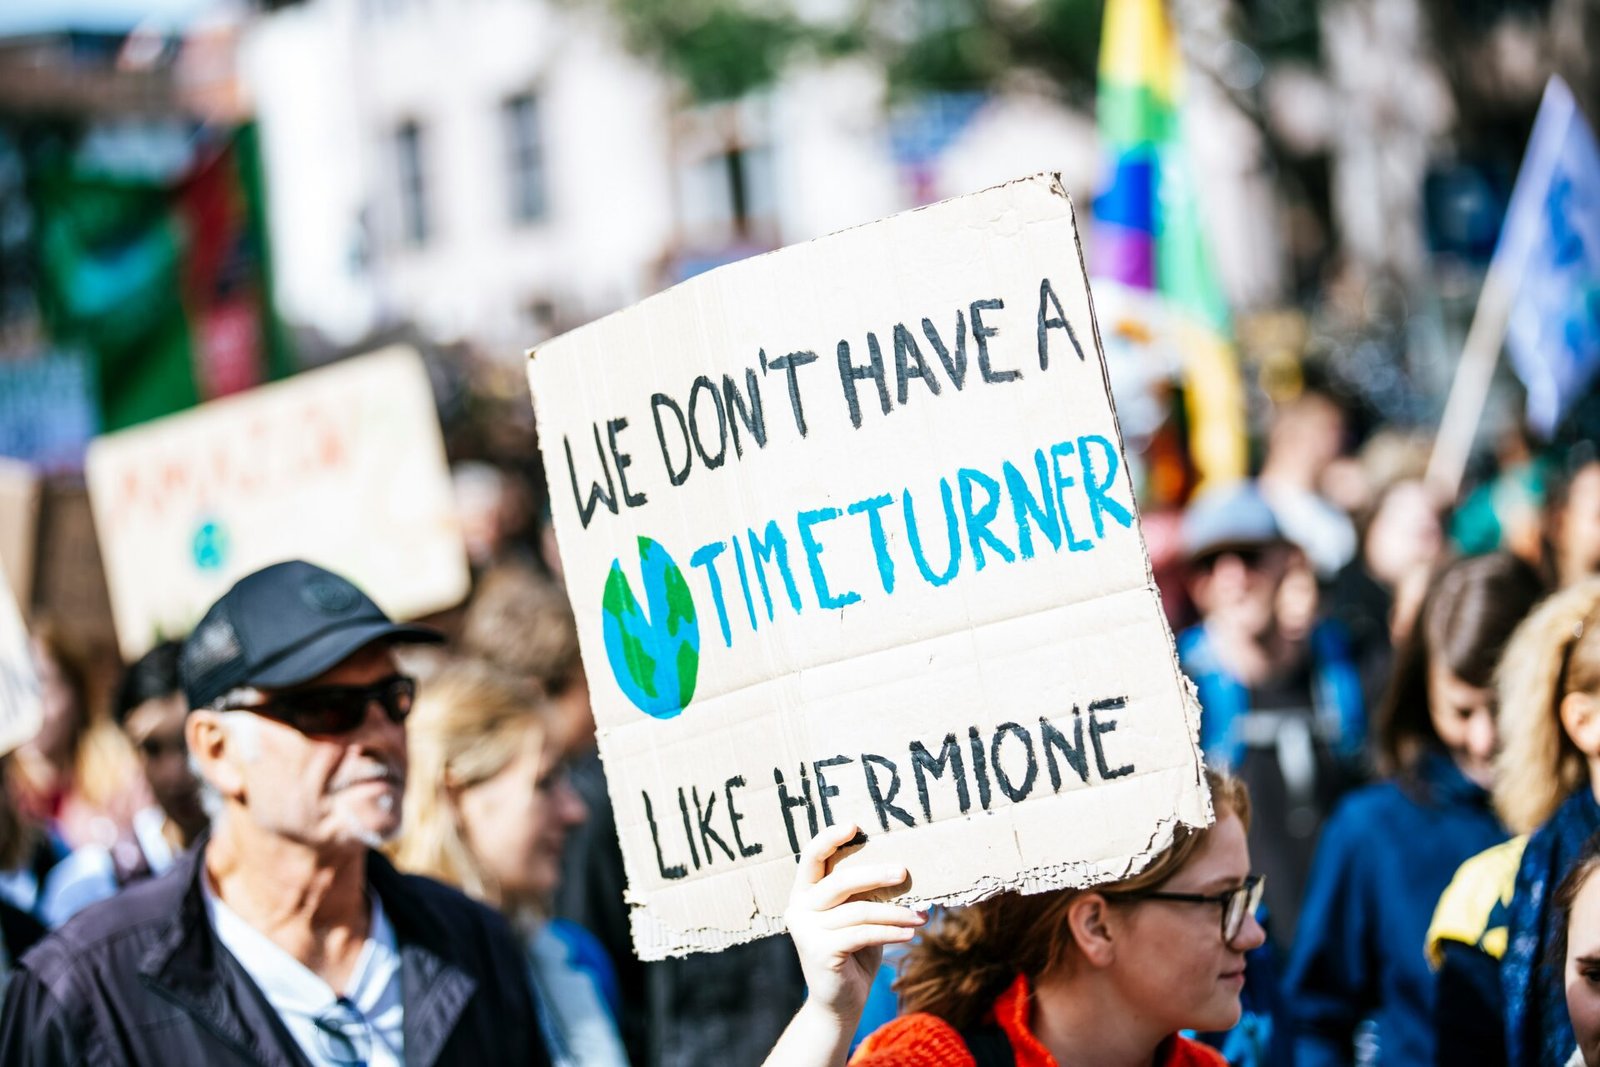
[765, 770, 1260, 1067]
[1429, 577, 1600, 1067]
[390, 659, 626, 1067]
[464, 561, 814, 1066]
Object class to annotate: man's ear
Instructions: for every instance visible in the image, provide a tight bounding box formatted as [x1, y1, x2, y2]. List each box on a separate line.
[1562, 691, 1600, 757]
[1067, 892, 1117, 968]
[187, 711, 245, 803]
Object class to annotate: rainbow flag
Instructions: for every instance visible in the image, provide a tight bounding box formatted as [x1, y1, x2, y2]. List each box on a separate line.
[1093, 0, 1247, 494]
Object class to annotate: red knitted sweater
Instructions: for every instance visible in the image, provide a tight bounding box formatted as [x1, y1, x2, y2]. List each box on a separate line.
[849, 974, 1229, 1067]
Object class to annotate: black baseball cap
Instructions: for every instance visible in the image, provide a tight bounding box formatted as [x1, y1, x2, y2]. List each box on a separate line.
[180, 560, 443, 710]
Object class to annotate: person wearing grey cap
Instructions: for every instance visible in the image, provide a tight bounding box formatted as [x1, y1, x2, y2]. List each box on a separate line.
[1175, 481, 1365, 948]
[0, 560, 552, 1067]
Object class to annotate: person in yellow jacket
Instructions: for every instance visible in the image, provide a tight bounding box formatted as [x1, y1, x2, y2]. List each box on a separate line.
[1428, 578, 1600, 1067]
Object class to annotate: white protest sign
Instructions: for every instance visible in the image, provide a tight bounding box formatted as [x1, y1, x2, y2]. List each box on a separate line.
[0, 567, 41, 758]
[529, 174, 1208, 958]
[0, 458, 39, 612]
[87, 347, 470, 659]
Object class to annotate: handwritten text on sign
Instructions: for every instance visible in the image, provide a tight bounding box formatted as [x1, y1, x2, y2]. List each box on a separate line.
[86, 347, 469, 660]
[529, 175, 1208, 957]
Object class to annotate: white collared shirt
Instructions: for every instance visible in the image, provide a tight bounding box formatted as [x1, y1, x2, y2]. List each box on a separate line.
[203, 875, 404, 1067]
[40, 806, 181, 927]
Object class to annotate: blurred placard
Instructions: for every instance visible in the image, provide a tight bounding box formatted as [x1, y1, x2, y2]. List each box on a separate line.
[86, 347, 469, 659]
[529, 175, 1208, 958]
[0, 566, 42, 757]
[0, 458, 39, 611]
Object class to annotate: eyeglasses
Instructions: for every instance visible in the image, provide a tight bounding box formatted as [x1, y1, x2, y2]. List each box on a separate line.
[1198, 546, 1271, 572]
[218, 675, 416, 736]
[1125, 873, 1266, 946]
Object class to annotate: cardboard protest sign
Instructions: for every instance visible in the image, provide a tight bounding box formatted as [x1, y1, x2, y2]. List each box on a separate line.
[0, 458, 39, 612]
[529, 174, 1208, 958]
[87, 347, 469, 660]
[0, 566, 42, 758]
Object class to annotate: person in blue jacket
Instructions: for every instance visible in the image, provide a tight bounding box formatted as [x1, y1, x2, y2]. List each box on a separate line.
[1177, 481, 1367, 946]
[1284, 552, 1546, 1065]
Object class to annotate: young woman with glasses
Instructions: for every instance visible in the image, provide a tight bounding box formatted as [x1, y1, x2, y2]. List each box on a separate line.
[389, 658, 625, 1067]
[763, 769, 1262, 1067]
[1551, 833, 1600, 1067]
[1429, 576, 1600, 1067]
[1283, 553, 1545, 1066]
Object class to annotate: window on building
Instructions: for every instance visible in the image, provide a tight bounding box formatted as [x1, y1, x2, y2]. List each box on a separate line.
[502, 92, 546, 224]
[395, 119, 429, 246]
[679, 142, 775, 245]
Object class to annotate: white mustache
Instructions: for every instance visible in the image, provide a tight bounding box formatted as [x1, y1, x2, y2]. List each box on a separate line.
[329, 757, 404, 793]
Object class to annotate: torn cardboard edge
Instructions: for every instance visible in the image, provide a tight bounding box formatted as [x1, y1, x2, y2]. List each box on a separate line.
[528, 173, 1213, 959]
[625, 704, 1213, 960]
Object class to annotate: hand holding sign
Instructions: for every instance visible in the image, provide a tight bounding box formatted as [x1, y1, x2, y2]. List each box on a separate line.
[764, 822, 925, 1067]
[529, 174, 1209, 958]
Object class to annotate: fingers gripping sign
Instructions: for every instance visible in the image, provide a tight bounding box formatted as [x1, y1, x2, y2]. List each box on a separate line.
[765, 824, 927, 1067]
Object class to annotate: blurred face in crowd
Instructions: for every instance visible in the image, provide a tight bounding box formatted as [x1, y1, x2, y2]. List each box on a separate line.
[27, 638, 81, 764]
[192, 644, 408, 850]
[453, 719, 586, 909]
[1191, 544, 1292, 639]
[1558, 464, 1600, 587]
[1366, 480, 1444, 587]
[1275, 549, 1320, 643]
[1268, 394, 1346, 477]
[1089, 813, 1264, 1034]
[453, 464, 510, 569]
[124, 693, 206, 837]
[1428, 660, 1498, 788]
[1566, 869, 1600, 1067]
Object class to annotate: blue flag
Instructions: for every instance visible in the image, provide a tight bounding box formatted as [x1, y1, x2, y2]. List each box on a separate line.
[1500, 77, 1600, 437]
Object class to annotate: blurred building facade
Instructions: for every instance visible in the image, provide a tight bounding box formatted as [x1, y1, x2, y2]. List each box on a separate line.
[243, 0, 1106, 359]
[245, 0, 677, 352]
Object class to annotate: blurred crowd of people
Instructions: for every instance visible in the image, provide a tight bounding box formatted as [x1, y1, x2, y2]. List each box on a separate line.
[2, 382, 1600, 1067]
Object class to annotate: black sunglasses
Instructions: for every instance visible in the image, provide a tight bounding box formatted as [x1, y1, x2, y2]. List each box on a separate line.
[1198, 545, 1270, 571]
[1120, 873, 1266, 946]
[221, 675, 416, 736]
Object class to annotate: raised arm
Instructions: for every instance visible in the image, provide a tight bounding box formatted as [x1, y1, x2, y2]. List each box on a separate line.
[762, 822, 927, 1067]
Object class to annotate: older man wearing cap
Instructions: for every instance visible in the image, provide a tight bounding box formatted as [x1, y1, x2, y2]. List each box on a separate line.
[0, 561, 550, 1067]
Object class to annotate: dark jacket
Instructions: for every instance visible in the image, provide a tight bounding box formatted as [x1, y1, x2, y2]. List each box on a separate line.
[0, 841, 551, 1067]
[1283, 750, 1507, 1066]
[0, 901, 43, 964]
[557, 751, 807, 1067]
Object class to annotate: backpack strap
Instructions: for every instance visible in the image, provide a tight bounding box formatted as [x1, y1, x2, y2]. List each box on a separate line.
[959, 1020, 1015, 1067]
